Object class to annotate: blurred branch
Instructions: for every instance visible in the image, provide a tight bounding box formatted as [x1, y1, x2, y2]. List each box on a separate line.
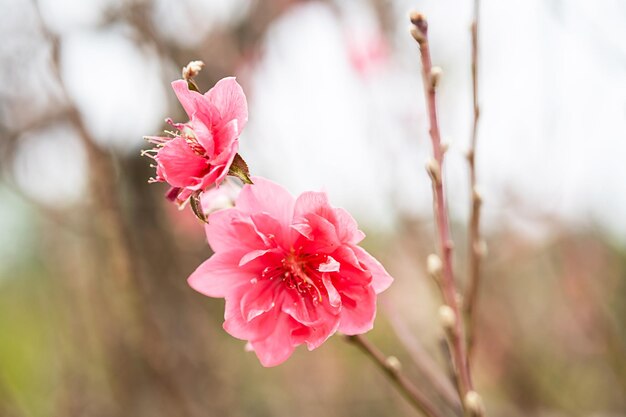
[463, 0, 484, 359]
[383, 303, 462, 414]
[409, 12, 484, 416]
[346, 334, 446, 417]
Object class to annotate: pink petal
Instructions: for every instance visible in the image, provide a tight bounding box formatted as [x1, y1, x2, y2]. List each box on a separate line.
[205, 209, 268, 254]
[171, 80, 204, 120]
[322, 273, 341, 308]
[333, 207, 366, 244]
[291, 222, 313, 239]
[187, 251, 251, 298]
[236, 177, 295, 232]
[332, 246, 363, 271]
[239, 249, 275, 266]
[191, 164, 224, 192]
[249, 312, 297, 367]
[294, 191, 333, 220]
[224, 295, 277, 342]
[351, 246, 393, 294]
[290, 312, 340, 351]
[240, 279, 278, 322]
[213, 142, 239, 186]
[337, 284, 377, 335]
[298, 213, 341, 253]
[212, 119, 239, 164]
[204, 77, 248, 134]
[189, 113, 215, 155]
[282, 291, 324, 326]
[318, 256, 340, 272]
[155, 137, 209, 187]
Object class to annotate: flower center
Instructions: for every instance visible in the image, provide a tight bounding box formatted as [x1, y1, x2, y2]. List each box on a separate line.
[261, 251, 328, 303]
[184, 133, 206, 157]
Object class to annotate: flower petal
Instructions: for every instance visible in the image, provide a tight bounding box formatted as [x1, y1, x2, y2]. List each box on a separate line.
[187, 251, 250, 298]
[171, 80, 204, 120]
[318, 256, 340, 272]
[155, 137, 209, 187]
[351, 246, 393, 294]
[333, 207, 366, 244]
[291, 311, 340, 351]
[236, 177, 295, 231]
[212, 119, 239, 164]
[189, 112, 215, 155]
[240, 279, 278, 322]
[337, 284, 377, 335]
[249, 312, 297, 367]
[294, 191, 333, 220]
[322, 273, 341, 308]
[205, 209, 269, 254]
[224, 296, 277, 342]
[204, 77, 248, 134]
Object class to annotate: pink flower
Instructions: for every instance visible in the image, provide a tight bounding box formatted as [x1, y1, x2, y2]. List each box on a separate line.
[146, 77, 247, 204]
[200, 181, 241, 215]
[188, 177, 393, 366]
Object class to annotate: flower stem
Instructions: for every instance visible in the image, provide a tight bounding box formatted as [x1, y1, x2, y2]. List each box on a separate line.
[346, 335, 446, 417]
[464, 0, 484, 359]
[409, 12, 484, 416]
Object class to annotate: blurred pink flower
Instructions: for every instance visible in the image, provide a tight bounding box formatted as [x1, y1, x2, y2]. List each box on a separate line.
[200, 181, 241, 215]
[146, 77, 247, 204]
[188, 177, 393, 366]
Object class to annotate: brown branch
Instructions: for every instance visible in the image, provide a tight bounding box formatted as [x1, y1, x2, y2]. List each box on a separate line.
[464, 0, 484, 359]
[346, 335, 446, 417]
[409, 12, 484, 416]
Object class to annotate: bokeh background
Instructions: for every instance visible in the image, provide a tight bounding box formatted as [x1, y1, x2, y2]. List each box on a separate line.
[1, 0, 626, 416]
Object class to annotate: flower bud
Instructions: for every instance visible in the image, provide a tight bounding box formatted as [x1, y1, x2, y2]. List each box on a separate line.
[385, 356, 402, 372]
[427, 254, 442, 278]
[182, 60, 205, 80]
[438, 305, 456, 330]
[472, 186, 483, 205]
[430, 66, 442, 89]
[474, 240, 488, 257]
[426, 158, 441, 184]
[464, 390, 485, 415]
[410, 26, 425, 44]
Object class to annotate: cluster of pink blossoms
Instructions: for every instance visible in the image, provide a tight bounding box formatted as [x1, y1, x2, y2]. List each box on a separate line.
[147, 76, 393, 366]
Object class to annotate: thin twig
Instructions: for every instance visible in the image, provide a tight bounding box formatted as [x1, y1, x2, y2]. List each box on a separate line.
[346, 335, 446, 417]
[409, 12, 484, 416]
[464, 0, 484, 359]
[383, 302, 462, 414]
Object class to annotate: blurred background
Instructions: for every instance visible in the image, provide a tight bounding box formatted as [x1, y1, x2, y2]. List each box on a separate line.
[1, 0, 625, 416]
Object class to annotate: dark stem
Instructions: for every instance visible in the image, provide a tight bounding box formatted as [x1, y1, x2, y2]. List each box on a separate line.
[346, 335, 446, 417]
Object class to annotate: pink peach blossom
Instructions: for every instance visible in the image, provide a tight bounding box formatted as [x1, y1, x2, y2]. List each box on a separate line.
[146, 77, 247, 204]
[188, 177, 393, 366]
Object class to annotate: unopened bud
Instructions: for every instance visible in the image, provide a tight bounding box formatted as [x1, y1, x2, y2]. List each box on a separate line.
[474, 240, 488, 257]
[430, 66, 442, 89]
[426, 158, 441, 184]
[464, 390, 485, 415]
[385, 356, 402, 372]
[182, 60, 205, 80]
[441, 142, 450, 154]
[410, 26, 425, 44]
[472, 186, 483, 205]
[409, 11, 428, 34]
[438, 305, 456, 330]
[409, 11, 424, 25]
[427, 254, 442, 278]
